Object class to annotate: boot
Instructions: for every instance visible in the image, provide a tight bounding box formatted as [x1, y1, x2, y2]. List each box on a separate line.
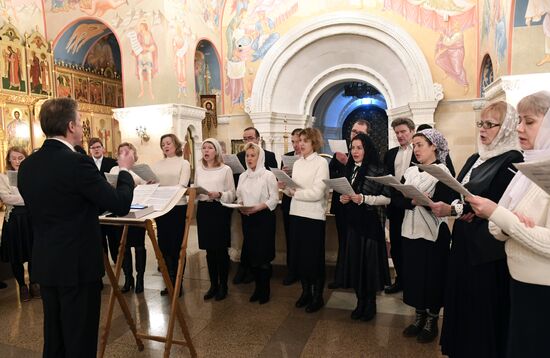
[249, 268, 260, 302]
[305, 279, 325, 313]
[134, 247, 146, 294]
[258, 265, 271, 305]
[403, 309, 427, 337]
[360, 293, 376, 322]
[417, 311, 439, 343]
[204, 253, 218, 300]
[351, 299, 365, 320]
[295, 280, 312, 308]
[215, 253, 229, 301]
[120, 248, 134, 293]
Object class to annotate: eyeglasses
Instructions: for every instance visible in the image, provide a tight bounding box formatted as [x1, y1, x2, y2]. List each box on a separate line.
[243, 136, 257, 142]
[476, 121, 501, 129]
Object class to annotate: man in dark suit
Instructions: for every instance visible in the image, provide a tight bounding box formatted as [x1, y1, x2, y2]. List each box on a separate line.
[383, 117, 416, 294]
[233, 127, 278, 284]
[18, 98, 135, 358]
[280, 128, 302, 285]
[327, 119, 369, 289]
[88, 137, 120, 263]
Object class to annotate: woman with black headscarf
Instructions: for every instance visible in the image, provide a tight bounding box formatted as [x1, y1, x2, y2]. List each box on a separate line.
[338, 133, 391, 321]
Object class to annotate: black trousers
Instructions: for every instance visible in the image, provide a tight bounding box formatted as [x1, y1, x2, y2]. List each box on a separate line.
[101, 225, 121, 264]
[281, 195, 293, 270]
[388, 211, 405, 283]
[41, 280, 102, 358]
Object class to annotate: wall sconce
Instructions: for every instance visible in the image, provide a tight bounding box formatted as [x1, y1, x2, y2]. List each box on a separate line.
[136, 126, 150, 144]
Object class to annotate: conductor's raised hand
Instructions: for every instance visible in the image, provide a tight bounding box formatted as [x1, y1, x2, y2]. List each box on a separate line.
[117, 147, 135, 170]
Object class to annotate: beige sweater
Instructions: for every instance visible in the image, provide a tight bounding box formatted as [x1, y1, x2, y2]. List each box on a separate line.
[489, 183, 550, 286]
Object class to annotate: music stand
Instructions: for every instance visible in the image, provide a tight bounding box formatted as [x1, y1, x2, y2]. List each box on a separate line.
[98, 187, 197, 357]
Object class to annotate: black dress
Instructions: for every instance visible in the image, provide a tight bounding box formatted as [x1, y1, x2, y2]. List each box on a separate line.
[241, 209, 276, 267]
[340, 164, 391, 295]
[0, 206, 33, 264]
[440, 150, 523, 358]
[197, 201, 232, 250]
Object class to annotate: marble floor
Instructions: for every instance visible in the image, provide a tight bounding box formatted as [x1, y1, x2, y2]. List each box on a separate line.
[0, 244, 446, 358]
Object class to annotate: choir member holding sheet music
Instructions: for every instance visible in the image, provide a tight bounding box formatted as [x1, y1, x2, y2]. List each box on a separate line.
[391, 129, 454, 344]
[232, 127, 278, 285]
[0, 146, 38, 301]
[338, 134, 391, 322]
[236, 143, 278, 304]
[195, 138, 235, 301]
[151, 134, 191, 297]
[283, 128, 329, 313]
[328, 120, 368, 290]
[466, 92, 550, 358]
[110, 143, 148, 294]
[280, 128, 301, 285]
[431, 102, 523, 358]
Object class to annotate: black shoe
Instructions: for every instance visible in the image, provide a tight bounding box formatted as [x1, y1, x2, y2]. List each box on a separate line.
[360, 299, 376, 322]
[417, 314, 439, 343]
[282, 274, 298, 286]
[215, 285, 228, 301]
[327, 281, 340, 289]
[403, 310, 427, 337]
[204, 286, 218, 300]
[384, 282, 402, 294]
[351, 300, 365, 320]
[134, 274, 144, 294]
[121, 276, 135, 293]
[295, 281, 312, 308]
[161, 286, 183, 297]
[233, 266, 246, 285]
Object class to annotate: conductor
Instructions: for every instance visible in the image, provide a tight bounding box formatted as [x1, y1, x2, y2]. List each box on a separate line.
[18, 98, 135, 357]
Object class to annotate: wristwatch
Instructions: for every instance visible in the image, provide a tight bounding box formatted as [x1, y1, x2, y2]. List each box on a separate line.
[450, 205, 457, 217]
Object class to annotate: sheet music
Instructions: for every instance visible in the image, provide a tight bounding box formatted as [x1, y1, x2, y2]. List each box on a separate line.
[126, 31, 143, 56]
[365, 175, 401, 186]
[322, 177, 355, 195]
[189, 185, 210, 195]
[514, 159, 550, 196]
[270, 168, 302, 189]
[328, 139, 348, 154]
[105, 173, 118, 187]
[221, 202, 254, 210]
[132, 164, 159, 183]
[132, 184, 159, 207]
[145, 186, 183, 211]
[222, 154, 246, 174]
[7, 170, 17, 187]
[388, 183, 433, 206]
[416, 164, 472, 197]
[281, 155, 300, 172]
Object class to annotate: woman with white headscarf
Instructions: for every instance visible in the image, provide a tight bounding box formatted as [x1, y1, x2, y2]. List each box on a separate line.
[195, 138, 235, 301]
[236, 143, 278, 304]
[431, 101, 523, 358]
[392, 128, 455, 344]
[468, 91, 550, 358]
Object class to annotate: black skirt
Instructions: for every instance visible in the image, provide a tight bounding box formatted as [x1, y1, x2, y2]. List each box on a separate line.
[440, 229, 510, 358]
[402, 224, 450, 310]
[156, 205, 187, 255]
[196, 201, 232, 250]
[0, 206, 33, 263]
[241, 209, 275, 267]
[289, 215, 326, 281]
[340, 210, 390, 296]
[126, 226, 146, 248]
[507, 278, 550, 358]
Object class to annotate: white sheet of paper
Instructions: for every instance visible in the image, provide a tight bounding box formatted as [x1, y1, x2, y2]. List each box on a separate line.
[145, 186, 183, 211]
[7, 170, 17, 187]
[132, 164, 159, 183]
[189, 185, 210, 195]
[365, 175, 401, 186]
[132, 183, 160, 207]
[270, 168, 302, 189]
[322, 178, 355, 195]
[221, 202, 254, 210]
[105, 173, 118, 187]
[388, 183, 433, 206]
[222, 154, 246, 174]
[328, 139, 348, 154]
[281, 155, 300, 171]
[416, 164, 472, 197]
[514, 159, 550, 196]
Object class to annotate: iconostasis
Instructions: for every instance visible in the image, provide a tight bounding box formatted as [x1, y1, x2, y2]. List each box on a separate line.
[0, 21, 123, 172]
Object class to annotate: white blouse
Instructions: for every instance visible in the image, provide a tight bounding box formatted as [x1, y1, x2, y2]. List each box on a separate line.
[152, 156, 191, 205]
[401, 164, 449, 242]
[194, 164, 235, 203]
[0, 173, 24, 222]
[237, 170, 279, 210]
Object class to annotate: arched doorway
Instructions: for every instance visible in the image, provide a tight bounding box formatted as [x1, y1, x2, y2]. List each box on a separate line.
[342, 105, 388, 158]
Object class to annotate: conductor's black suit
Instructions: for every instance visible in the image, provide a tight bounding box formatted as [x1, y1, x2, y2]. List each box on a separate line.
[19, 139, 134, 357]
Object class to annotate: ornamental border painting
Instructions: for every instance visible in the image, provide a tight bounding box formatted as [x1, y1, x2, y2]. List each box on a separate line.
[26, 31, 53, 97]
[0, 23, 28, 94]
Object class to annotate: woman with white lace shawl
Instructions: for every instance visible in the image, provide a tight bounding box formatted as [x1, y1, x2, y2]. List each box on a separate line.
[391, 128, 455, 344]
[432, 102, 523, 358]
[468, 91, 550, 358]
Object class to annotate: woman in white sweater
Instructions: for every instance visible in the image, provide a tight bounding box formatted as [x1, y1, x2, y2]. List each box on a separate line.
[236, 143, 278, 304]
[468, 91, 550, 358]
[284, 128, 329, 313]
[152, 134, 191, 297]
[195, 138, 235, 301]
